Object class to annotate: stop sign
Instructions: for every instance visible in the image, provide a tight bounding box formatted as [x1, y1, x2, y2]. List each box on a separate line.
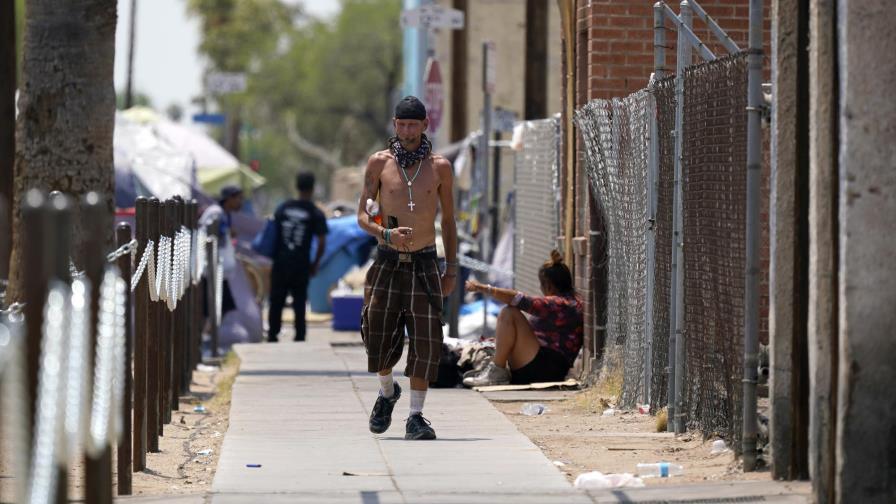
[423, 58, 444, 134]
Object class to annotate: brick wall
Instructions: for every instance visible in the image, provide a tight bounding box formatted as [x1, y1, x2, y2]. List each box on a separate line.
[579, 0, 771, 101]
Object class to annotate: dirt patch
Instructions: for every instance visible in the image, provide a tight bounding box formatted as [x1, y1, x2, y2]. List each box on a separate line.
[0, 352, 239, 502]
[127, 351, 239, 497]
[493, 387, 773, 486]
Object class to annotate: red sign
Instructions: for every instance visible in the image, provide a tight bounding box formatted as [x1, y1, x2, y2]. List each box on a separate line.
[423, 58, 444, 134]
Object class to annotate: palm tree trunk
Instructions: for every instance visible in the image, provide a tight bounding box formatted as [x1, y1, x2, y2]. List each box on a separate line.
[6, 0, 117, 303]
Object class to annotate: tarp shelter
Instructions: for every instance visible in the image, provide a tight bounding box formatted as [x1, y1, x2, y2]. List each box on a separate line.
[308, 216, 377, 312]
[122, 107, 266, 196]
[114, 112, 199, 208]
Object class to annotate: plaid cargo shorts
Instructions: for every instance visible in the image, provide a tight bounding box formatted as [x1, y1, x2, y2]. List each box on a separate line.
[361, 246, 444, 381]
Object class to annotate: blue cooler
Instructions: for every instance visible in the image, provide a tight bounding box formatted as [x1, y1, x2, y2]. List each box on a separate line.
[332, 294, 364, 331]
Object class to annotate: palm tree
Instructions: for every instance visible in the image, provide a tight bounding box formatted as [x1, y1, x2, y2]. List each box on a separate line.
[6, 0, 117, 302]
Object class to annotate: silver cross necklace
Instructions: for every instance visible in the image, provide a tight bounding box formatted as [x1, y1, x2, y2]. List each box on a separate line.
[397, 158, 424, 212]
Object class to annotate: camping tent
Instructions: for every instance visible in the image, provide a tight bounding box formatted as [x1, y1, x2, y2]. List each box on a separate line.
[114, 112, 199, 208]
[122, 107, 266, 196]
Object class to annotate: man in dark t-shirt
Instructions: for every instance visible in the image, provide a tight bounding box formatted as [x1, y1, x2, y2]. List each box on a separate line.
[268, 172, 328, 342]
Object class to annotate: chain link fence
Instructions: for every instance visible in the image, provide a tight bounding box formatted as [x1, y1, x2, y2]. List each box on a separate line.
[680, 53, 749, 441]
[649, 76, 677, 413]
[575, 92, 651, 407]
[513, 118, 561, 297]
[575, 53, 750, 443]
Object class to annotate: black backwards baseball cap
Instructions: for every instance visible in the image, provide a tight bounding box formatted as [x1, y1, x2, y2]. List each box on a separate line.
[394, 96, 427, 120]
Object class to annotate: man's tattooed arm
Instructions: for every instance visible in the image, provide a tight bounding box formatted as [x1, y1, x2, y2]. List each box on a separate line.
[357, 153, 386, 240]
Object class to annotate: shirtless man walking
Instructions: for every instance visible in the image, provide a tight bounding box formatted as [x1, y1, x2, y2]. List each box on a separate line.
[357, 96, 457, 440]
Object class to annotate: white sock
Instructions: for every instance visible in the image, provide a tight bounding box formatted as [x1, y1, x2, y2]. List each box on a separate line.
[409, 389, 427, 416]
[378, 374, 395, 398]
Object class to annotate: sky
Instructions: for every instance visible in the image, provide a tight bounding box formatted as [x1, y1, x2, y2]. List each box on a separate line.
[113, 0, 341, 121]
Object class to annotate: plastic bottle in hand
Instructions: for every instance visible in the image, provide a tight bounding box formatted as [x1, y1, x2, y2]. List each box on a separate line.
[636, 462, 684, 478]
[366, 198, 382, 226]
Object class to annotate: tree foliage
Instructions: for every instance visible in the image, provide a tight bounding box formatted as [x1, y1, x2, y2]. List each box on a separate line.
[187, 0, 403, 199]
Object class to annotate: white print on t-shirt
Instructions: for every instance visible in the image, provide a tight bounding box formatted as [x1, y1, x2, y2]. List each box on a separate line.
[281, 207, 310, 251]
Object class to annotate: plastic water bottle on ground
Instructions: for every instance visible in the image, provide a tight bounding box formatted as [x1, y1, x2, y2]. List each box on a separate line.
[636, 462, 684, 478]
[574, 471, 645, 489]
[710, 439, 730, 454]
[520, 403, 547, 416]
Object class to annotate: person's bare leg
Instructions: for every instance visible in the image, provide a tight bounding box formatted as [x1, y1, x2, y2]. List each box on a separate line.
[493, 307, 540, 370]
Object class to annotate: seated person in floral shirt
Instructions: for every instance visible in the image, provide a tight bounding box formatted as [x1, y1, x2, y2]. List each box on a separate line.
[463, 250, 584, 386]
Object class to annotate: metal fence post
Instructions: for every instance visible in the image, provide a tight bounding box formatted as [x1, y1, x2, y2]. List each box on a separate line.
[179, 198, 191, 394]
[133, 197, 148, 469]
[115, 223, 133, 494]
[206, 218, 220, 358]
[644, 2, 667, 408]
[689, 0, 741, 54]
[742, 0, 763, 472]
[670, 0, 693, 435]
[0, 195, 8, 290]
[172, 197, 185, 401]
[49, 192, 72, 504]
[188, 201, 201, 371]
[146, 197, 161, 450]
[82, 192, 113, 504]
[21, 190, 48, 500]
[163, 199, 177, 419]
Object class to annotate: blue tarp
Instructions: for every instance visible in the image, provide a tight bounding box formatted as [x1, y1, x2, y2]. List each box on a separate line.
[312, 215, 377, 269]
[308, 216, 377, 313]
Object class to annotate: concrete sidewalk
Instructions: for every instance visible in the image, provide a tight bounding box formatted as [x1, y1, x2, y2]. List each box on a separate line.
[209, 326, 586, 503]
[204, 326, 809, 504]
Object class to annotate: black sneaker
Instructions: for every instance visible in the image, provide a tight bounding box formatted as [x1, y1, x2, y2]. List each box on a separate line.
[369, 382, 402, 434]
[267, 335, 279, 343]
[405, 413, 436, 440]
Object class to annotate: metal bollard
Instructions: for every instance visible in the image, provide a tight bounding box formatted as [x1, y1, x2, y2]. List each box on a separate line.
[82, 191, 113, 504]
[0, 195, 8, 289]
[188, 200, 201, 371]
[146, 197, 161, 449]
[206, 218, 220, 358]
[116, 223, 133, 494]
[133, 197, 149, 469]
[48, 192, 72, 504]
[162, 199, 177, 419]
[171, 197, 184, 402]
[174, 197, 188, 397]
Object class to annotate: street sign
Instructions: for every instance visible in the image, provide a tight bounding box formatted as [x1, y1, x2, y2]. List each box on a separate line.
[492, 108, 519, 133]
[423, 58, 444, 134]
[400, 5, 465, 29]
[483, 41, 496, 94]
[192, 113, 227, 125]
[206, 72, 247, 95]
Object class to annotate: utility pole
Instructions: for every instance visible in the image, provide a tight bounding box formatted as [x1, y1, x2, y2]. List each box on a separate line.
[479, 41, 494, 334]
[124, 0, 138, 108]
[491, 114, 501, 254]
